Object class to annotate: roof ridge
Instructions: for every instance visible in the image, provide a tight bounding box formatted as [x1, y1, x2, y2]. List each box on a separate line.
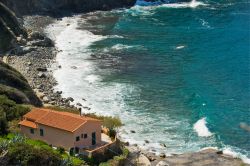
[72, 121, 88, 133]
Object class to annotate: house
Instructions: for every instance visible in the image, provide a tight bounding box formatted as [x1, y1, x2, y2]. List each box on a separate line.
[18, 108, 102, 154]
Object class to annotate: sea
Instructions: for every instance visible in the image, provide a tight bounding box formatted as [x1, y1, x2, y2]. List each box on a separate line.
[46, 0, 250, 163]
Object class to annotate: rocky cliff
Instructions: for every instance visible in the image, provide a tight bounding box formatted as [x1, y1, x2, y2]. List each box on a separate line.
[0, 0, 136, 16]
[0, 2, 27, 52]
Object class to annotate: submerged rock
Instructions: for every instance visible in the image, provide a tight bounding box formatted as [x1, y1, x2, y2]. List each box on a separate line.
[159, 153, 166, 158]
[66, 97, 74, 102]
[76, 103, 82, 107]
[160, 143, 167, 148]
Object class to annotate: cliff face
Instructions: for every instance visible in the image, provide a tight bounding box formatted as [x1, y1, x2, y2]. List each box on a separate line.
[0, 2, 27, 52]
[0, 0, 136, 16]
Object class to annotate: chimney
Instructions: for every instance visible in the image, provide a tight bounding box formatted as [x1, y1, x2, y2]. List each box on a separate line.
[78, 107, 82, 116]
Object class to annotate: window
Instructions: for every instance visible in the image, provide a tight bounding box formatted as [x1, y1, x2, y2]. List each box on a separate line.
[81, 134, 83, 138]
[76, 136, 80, 142]
[40, 129, 44, 136]
[84, 134, 87, 139]
[30, 128, 34, 134]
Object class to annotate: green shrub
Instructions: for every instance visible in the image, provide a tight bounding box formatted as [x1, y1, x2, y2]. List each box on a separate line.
[57, 147, 65, 154]
[99, 147, 129, 166]
[0, 95, 30, 135]
[7, 143, 62, 166]
[85, 113, 122, 129]
[0, 140, 9, 153]
[0, 95, 30, 121]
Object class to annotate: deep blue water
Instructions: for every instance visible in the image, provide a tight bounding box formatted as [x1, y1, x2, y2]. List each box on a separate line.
[90, 0, 250, 156]
[49, 0, 250, 160]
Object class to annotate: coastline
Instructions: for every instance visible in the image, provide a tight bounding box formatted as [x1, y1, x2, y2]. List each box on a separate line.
[6, 15, 82, 109]
[4, 14, 249, 166]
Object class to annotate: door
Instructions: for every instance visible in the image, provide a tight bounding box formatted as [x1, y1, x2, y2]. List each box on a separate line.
[92, 132, 96, 145]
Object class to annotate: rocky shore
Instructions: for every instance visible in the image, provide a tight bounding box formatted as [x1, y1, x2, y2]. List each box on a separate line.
[5, 16, 80, 109]
[126, 146, 247, 166]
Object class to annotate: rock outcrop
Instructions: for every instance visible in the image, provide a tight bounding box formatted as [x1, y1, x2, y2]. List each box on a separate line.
[0, 0, 136, 16]
[0, 2, 27, 53]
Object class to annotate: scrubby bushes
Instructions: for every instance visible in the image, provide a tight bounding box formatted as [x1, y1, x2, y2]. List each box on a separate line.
[7, 143, 62, 166]
[0, 95, 30, 135]
[0, 134, 84, 166]
[99, 147, 129, 166]
[0, 61, 42, 106]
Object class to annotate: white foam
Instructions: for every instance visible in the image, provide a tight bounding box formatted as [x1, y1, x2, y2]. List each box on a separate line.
[111, 44, 134, 50]
[162, 0, 207, 9]
[84, 75, 101, 83]
[199, 146, 250, 164]
[175, 45, 185, 50]
[193, 118, 213, 137]
[223, 147, 250, 164]
[108, 35, 124, 39]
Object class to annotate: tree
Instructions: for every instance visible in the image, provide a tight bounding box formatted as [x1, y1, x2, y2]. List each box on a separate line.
[0, 109, 8, 135]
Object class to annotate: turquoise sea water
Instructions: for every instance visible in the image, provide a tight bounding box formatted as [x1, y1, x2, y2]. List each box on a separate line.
[47, 0, 250, 161]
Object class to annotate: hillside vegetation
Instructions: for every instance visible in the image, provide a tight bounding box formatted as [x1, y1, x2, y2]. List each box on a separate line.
[0, 61, 42, 106]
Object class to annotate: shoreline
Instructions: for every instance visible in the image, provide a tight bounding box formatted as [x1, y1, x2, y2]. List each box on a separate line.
[5, 15, 249, 166]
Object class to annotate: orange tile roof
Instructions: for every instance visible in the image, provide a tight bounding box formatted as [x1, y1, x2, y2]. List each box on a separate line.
[19, 108, 101, 132]
[24, 108, 49, 121]
[19, 120, 37, 129]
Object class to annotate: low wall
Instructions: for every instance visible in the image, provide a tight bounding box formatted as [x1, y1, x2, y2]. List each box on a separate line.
[81, 137, 123, 163]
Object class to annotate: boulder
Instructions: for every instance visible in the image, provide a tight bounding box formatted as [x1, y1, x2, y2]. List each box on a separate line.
[160, 143, 167, 148]
[16, 36, 27, 45]
[124, 142, 129, 146]
[36, 67, 47, 72]
[76, 103, 82, 106]
[216, 151, 223, 154]
[159, 153, 166, 158]
[28, 31, 45, 40]
[156, 161, 169, 166]
[28, 37, 54, 47]
[38, 72, 46, 78]
[48, 101, 56, 105]
[66, 97, 74, 102]
[42, 96, 50, 103]
[36, 92, 45, 99]
[145, 152, 156, 162]
[131, 130, 136, 133]
[137, 154, 151, 166]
